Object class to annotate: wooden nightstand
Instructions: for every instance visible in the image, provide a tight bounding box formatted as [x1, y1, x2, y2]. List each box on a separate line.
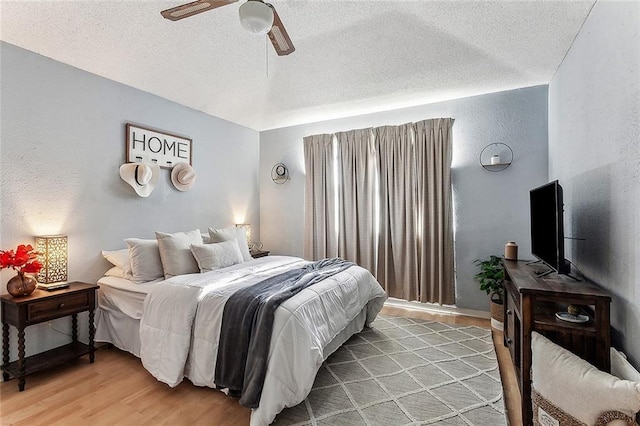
[1, 282, 99, 391]
[250, 250, 270, 259]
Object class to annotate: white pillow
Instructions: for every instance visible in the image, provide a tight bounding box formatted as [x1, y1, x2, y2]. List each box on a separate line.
[531, 332, 640, 425]
[125, 238, 164, 283]
[190, 240, 243, 272]
[102, 249, 133, 279]
[612, 347, 640, 383]
[208, 226, 251, 262]
[104, 266, 128, 278]
[155, 229, 203, 278]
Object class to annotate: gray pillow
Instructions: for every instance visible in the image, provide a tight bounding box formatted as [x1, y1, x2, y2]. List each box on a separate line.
[208, 226, 252, 261]
[190, 240, 243, 272]
[124, 238, 164, 283]
[155, 229, 203, 278]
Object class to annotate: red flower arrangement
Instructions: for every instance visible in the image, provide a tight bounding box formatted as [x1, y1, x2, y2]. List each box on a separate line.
[0, 244, 43, 275]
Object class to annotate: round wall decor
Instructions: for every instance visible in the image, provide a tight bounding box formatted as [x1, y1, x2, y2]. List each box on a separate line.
[271, 163, 290, 184]
[479, 143, 513, 172]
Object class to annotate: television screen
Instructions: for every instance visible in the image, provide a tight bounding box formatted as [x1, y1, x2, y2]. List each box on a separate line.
[530, 180, 570, 274]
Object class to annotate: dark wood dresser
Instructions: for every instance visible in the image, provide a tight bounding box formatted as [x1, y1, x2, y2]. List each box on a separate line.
[503, 260, 611, 426]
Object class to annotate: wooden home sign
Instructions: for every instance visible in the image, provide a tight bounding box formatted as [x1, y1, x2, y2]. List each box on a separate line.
[126, 123, 192, 168]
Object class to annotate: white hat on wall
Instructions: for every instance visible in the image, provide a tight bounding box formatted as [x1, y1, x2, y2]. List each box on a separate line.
[171, 163, 196, 191]
[119, 163, 160, 197]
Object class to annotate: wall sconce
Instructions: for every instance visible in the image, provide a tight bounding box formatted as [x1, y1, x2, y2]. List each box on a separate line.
[235, 224, 252, 248]
[36, 235, 68, 283]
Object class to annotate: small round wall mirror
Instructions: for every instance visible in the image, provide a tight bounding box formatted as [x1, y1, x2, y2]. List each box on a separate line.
[271, 163, 290, 184]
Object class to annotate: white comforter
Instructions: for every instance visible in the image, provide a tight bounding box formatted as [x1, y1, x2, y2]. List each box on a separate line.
[139, 256, 387, 425]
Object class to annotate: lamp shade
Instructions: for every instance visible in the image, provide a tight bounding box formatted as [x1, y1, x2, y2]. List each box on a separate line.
[235, 224, 252, 248]
[239, 1, 274, 34]
[36, 235, 68, 283]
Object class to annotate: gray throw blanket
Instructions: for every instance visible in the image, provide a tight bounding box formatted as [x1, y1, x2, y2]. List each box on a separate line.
[214, 258, 355, 408]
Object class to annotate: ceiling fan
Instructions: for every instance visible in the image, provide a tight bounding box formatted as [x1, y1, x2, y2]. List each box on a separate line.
[161, 0, 295, 56]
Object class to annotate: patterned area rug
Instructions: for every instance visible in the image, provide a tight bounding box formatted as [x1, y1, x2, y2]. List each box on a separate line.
[273, 314, 506, 425]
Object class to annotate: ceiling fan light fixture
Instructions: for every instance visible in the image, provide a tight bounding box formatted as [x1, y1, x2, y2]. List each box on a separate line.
[239, 1, 274, 35]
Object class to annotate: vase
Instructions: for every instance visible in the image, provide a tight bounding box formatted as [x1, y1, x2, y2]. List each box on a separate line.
[7, 273, 38, 297]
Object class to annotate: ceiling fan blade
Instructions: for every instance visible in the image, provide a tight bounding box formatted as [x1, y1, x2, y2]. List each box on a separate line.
[161, 0, 239, 21]
[266, 4, 295, 56]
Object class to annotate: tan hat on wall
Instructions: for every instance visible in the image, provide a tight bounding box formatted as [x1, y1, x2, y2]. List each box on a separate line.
[171, 163, 196, 191]
[119, 163, 160, 197]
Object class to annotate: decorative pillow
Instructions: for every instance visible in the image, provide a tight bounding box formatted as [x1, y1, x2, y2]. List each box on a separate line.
[102, 249, 133, 279]
[125, 238, 164, 283]
[201, 233, 212, 244]
[531, 332, 640, 425]
[155, 229, 203, 278]
[208, 226, 252, 262]
[190, 240, 243, 272]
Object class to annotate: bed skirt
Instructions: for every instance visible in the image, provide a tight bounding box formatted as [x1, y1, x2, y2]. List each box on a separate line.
[95, 307, 142, 357]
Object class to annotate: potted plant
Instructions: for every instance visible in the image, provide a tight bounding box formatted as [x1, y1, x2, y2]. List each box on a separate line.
[0, 244, 43, 297]
[473, 255, 505, 330]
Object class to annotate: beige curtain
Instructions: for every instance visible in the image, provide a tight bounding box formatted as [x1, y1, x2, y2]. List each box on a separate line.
[335, 129, 377, 274]
[414, 118, 455, 304]
[376, 124, 419, 301]
[303, 134, 338, 260]
[303, 118, 454, 305]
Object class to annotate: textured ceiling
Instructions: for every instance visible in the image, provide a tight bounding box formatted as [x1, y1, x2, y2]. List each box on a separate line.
[1, 1, 595, 131]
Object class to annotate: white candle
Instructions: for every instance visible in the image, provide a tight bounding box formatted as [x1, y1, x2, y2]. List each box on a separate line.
[490, 155, 501, 165]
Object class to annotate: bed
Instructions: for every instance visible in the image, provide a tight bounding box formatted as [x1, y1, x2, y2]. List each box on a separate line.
[95, 255, 387, 425]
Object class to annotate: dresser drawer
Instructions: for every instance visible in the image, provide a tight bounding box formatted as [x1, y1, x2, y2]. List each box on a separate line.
[28, 292, 90, 323]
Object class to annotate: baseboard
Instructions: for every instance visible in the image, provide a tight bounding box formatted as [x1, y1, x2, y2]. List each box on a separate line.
[383, 297, 491, 320]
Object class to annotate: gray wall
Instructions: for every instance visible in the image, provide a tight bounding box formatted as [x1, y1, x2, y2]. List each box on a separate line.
[548, 1, 640, 367]
[0, 42, 260, 357]
[260, 86, 549, 311]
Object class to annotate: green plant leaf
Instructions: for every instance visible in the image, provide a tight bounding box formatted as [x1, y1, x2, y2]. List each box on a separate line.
[473, 255, 504, 296]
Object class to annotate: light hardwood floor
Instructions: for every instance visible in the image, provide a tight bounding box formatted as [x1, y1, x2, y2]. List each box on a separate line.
[0, 306, 521, 425]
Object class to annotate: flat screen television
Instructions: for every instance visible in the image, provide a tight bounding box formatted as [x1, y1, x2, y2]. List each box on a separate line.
[530, 180, 570, 275]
